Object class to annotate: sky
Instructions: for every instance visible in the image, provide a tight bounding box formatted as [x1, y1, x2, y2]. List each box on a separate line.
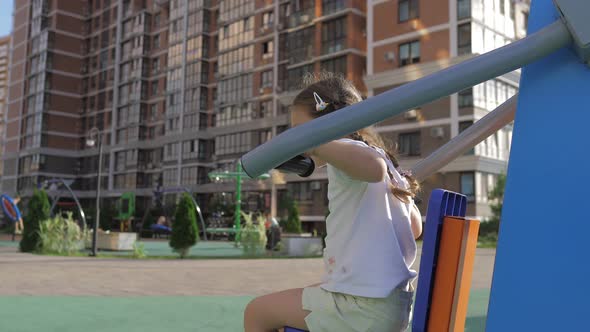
[0, 0, 13, 36]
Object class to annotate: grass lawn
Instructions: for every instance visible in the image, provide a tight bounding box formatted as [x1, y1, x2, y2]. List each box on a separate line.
[0, 289, 491, 332]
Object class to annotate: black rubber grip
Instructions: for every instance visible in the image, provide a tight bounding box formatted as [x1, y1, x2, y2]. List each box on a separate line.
[275, 155, 315, 178]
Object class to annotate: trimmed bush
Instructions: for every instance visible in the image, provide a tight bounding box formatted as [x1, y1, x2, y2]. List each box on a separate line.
[281, 197, 302, 234]
[169, 193, 198, 258]
[20, 190, 51, 253]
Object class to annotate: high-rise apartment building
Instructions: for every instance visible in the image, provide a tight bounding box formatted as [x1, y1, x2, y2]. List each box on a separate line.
[1, 0, 366, 232]
[0, 36, 10, 178]
[364, 0, 529, 219]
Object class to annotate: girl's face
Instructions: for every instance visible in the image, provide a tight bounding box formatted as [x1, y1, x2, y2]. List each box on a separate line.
[289, 104, 327, 168]
[290, 104, 315, 127]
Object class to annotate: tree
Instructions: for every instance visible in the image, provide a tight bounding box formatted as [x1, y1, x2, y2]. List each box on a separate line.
[482, 173, 506, 236]
[280, 196, 302, 234]
[20, 190, 51, 253]
[169, 193, 198, 258]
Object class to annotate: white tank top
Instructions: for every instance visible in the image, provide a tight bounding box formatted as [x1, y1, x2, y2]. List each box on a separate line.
[320, 139, 417, 298]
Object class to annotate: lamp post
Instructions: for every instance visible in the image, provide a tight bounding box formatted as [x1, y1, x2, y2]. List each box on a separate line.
[208, 162, 270, 243]
[86, 127, 103, 257]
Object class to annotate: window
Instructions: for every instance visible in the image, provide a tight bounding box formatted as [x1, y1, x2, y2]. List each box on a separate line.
[499, 0, 505, 15]
[218, 45, 254, 76]
[459, 121, 475, 155]
[399, 40, 420, 66]
[523, 11, 529, 29]
[218, 74, 253, 105]
[152, 58, 160, 74]
[151, 81, 158, 96]
[287, 27, 314, 64]
[458, 23, 471, 55]
[287, 64, 313, 90]
[458, 88, 473, 107]
[398, 132, 421, 156]
[153, 34, 160, 49]
[458, 0, 471, 20]
[460, 172, 475, 202]
[262, 40, 274, 59]
[261, 70, 273, 88]
[154, 13, 161, 27]
[259, 100, 272, 118]
[262, 11, 274, 29]
[322, 18, 346, 54]
[323, 0, 346, 15]
[321, 56, 347, 76]
[399, 0, 419, 22]
[287, 182, 312, 201]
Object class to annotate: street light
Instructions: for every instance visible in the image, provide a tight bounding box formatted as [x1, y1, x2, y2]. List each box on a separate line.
[208, 162, 270, 243]
[86, 127, 103, 257]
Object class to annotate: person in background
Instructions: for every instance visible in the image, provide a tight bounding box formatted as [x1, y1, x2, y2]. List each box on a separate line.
[13, 196, 24, 235]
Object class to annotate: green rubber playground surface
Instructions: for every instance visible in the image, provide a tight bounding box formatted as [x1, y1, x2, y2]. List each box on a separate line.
[110, 240, 245, 258]
[0, 290, 490, 332]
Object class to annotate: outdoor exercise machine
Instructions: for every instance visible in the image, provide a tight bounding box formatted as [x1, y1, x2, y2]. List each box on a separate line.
[244, 0, 589, 330]
[115, 192, 135, 232]
[40, 178, 87, 229]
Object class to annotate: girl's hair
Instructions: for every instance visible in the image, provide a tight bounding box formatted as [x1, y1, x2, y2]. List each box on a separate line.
[293, 72, 420, 202]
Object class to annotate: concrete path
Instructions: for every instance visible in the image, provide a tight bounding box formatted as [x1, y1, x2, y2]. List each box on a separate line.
[0, 244, 495, 296]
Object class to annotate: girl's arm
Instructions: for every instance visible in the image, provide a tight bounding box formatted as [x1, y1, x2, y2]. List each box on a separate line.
[410, 203, 423, 239]
[310, 141, 387, 183]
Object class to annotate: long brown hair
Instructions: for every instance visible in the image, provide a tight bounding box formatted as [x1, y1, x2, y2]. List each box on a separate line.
[292, 72, 420, 202]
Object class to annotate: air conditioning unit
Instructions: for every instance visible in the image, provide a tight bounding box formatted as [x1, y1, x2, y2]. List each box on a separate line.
[300, 14, 310, 23]
[385, 51, 396, 62]
[276, 23, 284, 30]
[430, 126, 445, 138]
[404, 109, 418, 120]
[311, 181, 321, 191]
[259, 87, 265, 94]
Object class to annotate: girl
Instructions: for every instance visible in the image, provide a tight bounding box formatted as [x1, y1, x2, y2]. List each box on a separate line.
[244, 73, 422, 332]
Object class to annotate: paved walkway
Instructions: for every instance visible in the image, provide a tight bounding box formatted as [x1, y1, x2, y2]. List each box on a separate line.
[0, 243, 495, 296]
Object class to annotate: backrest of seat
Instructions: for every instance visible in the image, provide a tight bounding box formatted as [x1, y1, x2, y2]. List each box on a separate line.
[412, 189, 467, 332]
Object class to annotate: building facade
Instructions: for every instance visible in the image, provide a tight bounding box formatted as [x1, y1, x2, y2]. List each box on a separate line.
[1, 0, 366, 231]
[364, 0, 529, 219]
[0, 36, 10, 178]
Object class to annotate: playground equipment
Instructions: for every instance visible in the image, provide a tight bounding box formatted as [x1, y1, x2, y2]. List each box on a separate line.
[1, 194, 22, 223]
[40, 178, 87, 228]
[208, 166, 270, 243]
[115, 192, 135, 232]
[153, 186, 208, 240]
[1, 194, 23, 241]
[251, 1, 590, 330]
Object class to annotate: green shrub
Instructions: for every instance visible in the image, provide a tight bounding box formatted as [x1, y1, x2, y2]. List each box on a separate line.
[283, 198, 302, 234]
[37, 212, 89, 255]
[132, 241, 147, 259]
[20, 190, 51, 253]
[169, 193, 198, 258]
[239, 212, 267, 256]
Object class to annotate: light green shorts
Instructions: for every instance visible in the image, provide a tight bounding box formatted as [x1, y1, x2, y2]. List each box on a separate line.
[302, 285, 414, 332]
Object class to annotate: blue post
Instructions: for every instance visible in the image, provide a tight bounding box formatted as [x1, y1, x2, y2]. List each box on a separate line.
[486, 1, 590, 330]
